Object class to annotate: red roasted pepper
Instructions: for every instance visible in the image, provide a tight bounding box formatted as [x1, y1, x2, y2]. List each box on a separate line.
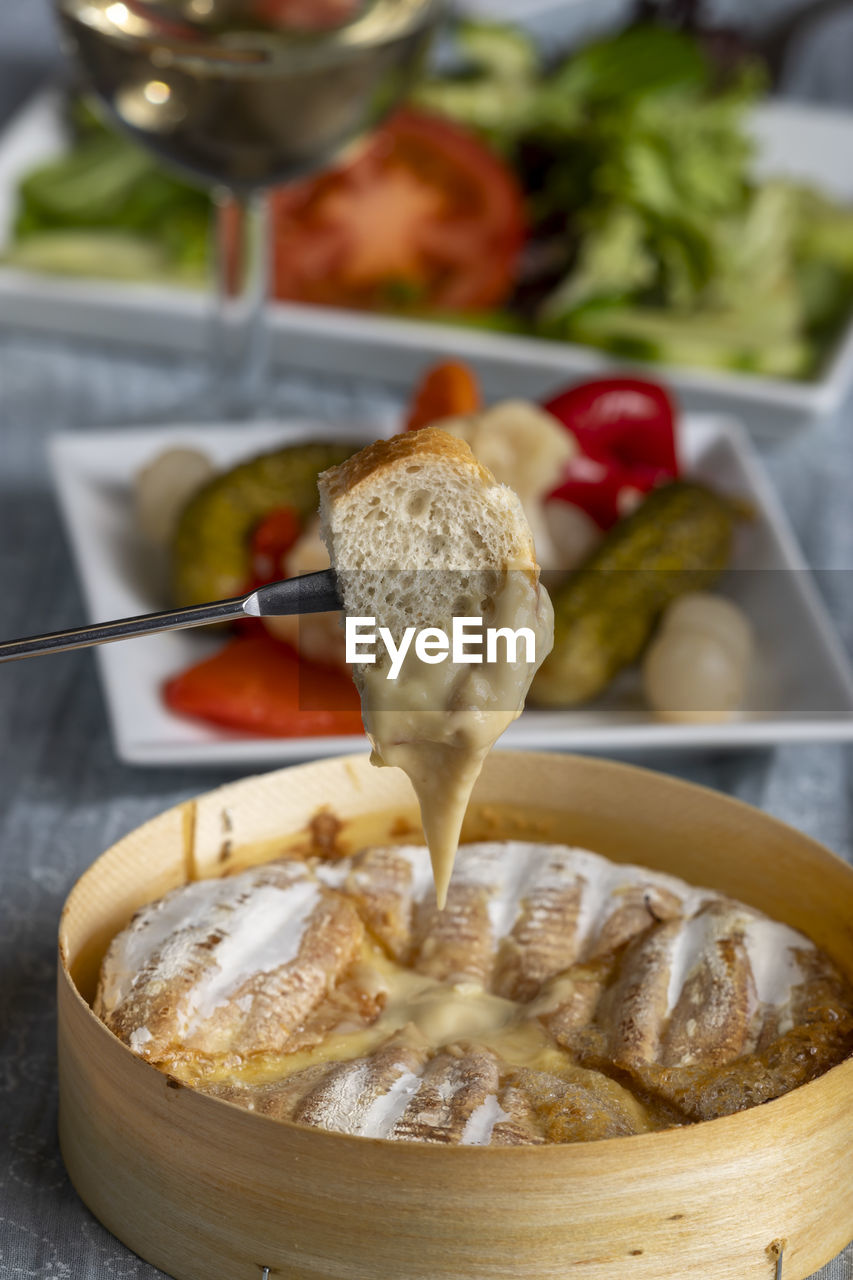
[545, 378, 679, 529]
[248, 506, 302, 587]
[164, 634, 364, 738]
[232, 506, 304, 637]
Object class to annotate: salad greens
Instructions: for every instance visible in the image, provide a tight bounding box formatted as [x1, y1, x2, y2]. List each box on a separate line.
[417, 22, 853, 378]
[9, 104, 210, 283]
[8, 21, 853, 379]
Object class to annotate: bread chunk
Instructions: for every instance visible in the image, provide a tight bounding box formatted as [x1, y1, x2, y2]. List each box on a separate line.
[318, 429, 553, 906]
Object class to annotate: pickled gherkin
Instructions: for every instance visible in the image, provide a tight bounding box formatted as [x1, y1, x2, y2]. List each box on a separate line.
[171, 442, 354, 608]
[532, 482, 735, 707]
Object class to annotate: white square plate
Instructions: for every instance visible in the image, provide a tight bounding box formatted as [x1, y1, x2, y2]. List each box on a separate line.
[5, 94, 853, 430]
[48, 413, 853, 765]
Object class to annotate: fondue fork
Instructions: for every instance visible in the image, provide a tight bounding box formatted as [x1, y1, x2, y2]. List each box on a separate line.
[0, 570, 341, 663]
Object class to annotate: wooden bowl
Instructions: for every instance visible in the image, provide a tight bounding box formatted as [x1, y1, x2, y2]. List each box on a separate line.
[58, 752, 853, 1280]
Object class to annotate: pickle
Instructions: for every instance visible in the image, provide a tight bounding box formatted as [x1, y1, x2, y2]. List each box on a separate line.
[171, 442, 354, 608]
[532, 482, 735, 708]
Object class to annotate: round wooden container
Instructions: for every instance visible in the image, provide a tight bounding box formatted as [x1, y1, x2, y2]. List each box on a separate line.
[58, 752, 853, 1280]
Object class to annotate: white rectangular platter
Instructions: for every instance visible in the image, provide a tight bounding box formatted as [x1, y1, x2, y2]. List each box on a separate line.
[5, 94, 853, 430]
[48, 412, 853, 765]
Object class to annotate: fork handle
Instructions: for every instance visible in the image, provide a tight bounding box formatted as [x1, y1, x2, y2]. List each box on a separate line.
[0, 569, 341, 663]
[0, 596, 248, 663]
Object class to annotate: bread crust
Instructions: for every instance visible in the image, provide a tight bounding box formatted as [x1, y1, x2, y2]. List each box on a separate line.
[319, 427, 494, 506]
[318, 427, 537, 572]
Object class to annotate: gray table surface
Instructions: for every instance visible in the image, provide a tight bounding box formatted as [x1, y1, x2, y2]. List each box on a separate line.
[1, 4, 853, 1279]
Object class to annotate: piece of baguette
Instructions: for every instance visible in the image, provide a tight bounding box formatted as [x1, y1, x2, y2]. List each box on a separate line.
[319, 426, 538, 563]
[318, 427, 538, 627]
[318, 428, 553, 907]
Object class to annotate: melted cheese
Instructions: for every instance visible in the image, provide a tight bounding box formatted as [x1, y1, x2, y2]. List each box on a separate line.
[181, 939, 653, 1141]
[361, 568, 553, 908]
[182, 941, 566, 1089]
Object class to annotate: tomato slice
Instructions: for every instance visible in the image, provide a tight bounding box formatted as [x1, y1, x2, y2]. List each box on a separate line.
[127, 0, 358, 34]
[270, 109, 525, 311]
[253, 0, 360, 29]
[164, 634, 364, 738]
